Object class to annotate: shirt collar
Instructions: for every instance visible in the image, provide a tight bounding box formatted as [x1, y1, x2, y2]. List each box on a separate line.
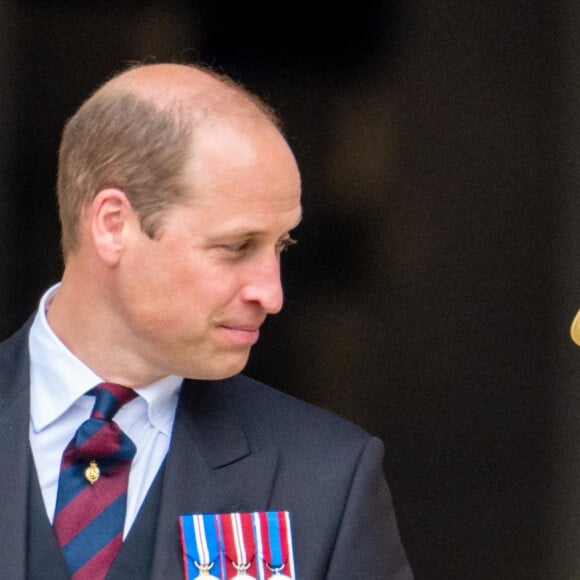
[29, 283, 182, 434]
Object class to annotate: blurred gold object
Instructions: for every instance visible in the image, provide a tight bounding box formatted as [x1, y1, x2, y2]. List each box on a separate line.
[571, 309, 580, 346]
[85, 460, 100, 485]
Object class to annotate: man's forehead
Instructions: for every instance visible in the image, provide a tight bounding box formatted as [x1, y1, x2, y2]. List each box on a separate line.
[214, 213, 303, 235]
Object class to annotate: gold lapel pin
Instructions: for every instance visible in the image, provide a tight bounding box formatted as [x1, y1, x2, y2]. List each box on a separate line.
[84, 460, 100, 485]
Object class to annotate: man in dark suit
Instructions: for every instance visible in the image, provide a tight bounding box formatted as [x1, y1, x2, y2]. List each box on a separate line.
[0, 62, 413, 579]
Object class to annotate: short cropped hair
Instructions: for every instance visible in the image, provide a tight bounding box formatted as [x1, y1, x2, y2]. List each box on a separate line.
[57, 64, 281, 257]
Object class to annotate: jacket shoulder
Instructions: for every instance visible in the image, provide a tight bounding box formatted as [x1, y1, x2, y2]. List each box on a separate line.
[213, 373, 376, 458]
[0, 318, 33, 412]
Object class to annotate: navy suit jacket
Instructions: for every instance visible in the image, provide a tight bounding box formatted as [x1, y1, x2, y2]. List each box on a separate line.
[0, 320, 413, 579]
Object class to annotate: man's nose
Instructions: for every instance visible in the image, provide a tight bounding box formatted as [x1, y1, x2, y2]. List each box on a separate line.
[241, 255, 284, 314]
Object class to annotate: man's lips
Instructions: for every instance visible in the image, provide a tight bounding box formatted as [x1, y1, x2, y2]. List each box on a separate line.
[218, 323, 262, 344]
[222, 324, 261, 331]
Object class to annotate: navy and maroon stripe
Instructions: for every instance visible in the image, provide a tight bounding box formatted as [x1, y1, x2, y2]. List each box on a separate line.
[53, 383, 137, 580]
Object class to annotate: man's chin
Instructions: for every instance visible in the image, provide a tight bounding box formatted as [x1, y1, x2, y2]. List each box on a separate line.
[184, 352, 251, 381]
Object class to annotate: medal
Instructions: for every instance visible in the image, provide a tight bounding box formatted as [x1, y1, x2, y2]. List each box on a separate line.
[231, 561, 256, 580]
[255, 511, 295, 580]
[220, 512, 257, 580]
[180, 511, 295, 580]
[266, 564, 292, 580]
[193, 561, 219, 579]
[179, 514, 223, 580]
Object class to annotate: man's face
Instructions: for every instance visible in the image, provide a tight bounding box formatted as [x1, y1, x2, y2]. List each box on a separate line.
[117, 119, 302, 382]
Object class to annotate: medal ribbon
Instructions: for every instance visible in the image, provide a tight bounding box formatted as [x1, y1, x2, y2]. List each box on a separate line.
[220, 512, 257, 577]
[256, 511, 294, 578]
[179, 513, 222, 579]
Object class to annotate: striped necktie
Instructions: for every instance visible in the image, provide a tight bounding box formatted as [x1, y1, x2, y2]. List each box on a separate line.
[53, 382, 137, 580]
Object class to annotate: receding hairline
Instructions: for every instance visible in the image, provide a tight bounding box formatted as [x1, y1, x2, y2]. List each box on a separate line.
[56, 62, 287, 257]
[90, 62, 282, 131]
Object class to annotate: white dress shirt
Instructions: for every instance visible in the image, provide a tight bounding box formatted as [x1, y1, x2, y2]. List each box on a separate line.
[28, 284, 182, 538]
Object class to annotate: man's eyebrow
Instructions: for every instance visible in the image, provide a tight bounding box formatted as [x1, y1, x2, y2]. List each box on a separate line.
[205, 214, 303, 241]
[217, 217, 303, 238]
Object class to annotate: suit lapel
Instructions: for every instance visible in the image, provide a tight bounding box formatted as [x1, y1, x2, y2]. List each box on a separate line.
[0, 324, 281, 579]
[0, 323, 35, 580]
[150, 378, 279, 580]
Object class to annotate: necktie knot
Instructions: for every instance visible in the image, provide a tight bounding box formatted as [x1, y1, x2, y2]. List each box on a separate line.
[89, 382, 137, 421]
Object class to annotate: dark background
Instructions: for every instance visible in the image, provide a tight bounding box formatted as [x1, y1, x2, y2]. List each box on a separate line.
[1, 2, 579, 578]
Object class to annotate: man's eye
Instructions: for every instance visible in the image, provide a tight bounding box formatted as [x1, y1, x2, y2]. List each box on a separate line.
[222, 242, 249, 253]
[278, 237, 298, 253]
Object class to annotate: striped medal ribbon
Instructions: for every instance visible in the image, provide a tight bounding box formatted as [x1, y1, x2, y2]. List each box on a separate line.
[254, 511, 295, 580]
[220, 512, 257, 580]
[179, 514, 222, 579]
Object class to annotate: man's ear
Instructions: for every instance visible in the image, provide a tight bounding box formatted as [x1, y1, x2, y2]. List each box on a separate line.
[90, 188, 135, 265]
